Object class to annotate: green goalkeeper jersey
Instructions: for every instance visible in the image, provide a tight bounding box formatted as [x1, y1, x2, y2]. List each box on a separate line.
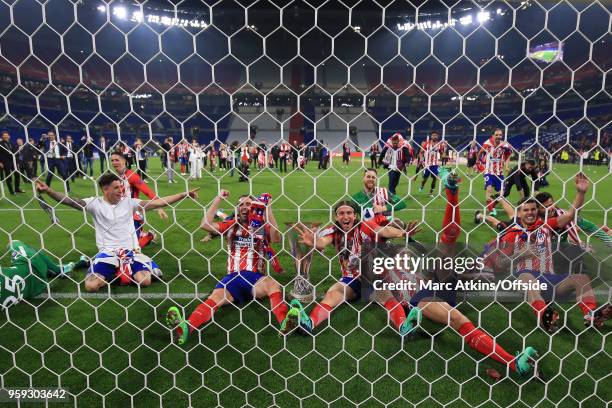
[352, 189, 407, 214]
[0, 241, 49, 309]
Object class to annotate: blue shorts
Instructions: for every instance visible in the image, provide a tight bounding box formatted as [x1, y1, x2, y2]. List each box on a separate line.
[515, 270, 569, 300]
[180, 157, 189, 165]
[215, 271, 265, 305]
[423, 165, 439, 178]
[339, 276, 361, 300]
[88, 251, 157, 282]
[410, 287, 457, 308]
[134, 219, 143, 238]
[484, 174, 504, 191]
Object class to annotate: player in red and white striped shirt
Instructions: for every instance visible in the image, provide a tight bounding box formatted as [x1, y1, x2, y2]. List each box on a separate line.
[478, 129, 512, 216]
[280, 201, 420, 336]
[165, 190, 289, 345]
[486, 174, 602, 332]
[419, 131, 446, 196]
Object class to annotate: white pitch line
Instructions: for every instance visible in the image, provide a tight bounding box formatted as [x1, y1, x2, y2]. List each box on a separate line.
[36, 289, 610, 301]
[35, 292, 209, 300]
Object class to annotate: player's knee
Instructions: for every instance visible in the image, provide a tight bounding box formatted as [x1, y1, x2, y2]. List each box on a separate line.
[265, 278, 282, 294]
[84, 278, 101, 293]
[571, 274, 591, 288]
[134, 272, 152, 286]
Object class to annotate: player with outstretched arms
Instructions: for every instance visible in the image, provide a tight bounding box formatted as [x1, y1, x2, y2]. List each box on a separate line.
[280, 201, 420, 336]
[111, 152, 168, 249]
[486, 175, 611, 331]
[165, 190, 289, 345]
[35, 174, 197, 293]
[372, 167, 541, 379]
[478, 128, 512, 216]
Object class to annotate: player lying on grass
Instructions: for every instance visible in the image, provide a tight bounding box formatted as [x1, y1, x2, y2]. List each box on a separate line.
[280, 200, 422, 336]
[1, 240, 88, 309]
[110, 152, 168, 249]
[403, 167, 541, 378]
[166, 191, 289, 345]
[351, 168, 407, 224]
[35, 174, 198, 293]
[484, 181, 611, 330]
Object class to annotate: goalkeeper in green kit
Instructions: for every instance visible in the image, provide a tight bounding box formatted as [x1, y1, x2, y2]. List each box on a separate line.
[1, 240, 87, 309]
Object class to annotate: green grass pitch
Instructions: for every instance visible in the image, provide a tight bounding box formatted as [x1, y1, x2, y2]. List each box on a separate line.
[0, 158, 610, 407]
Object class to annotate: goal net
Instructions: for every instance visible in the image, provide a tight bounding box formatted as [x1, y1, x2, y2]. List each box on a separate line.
[0, 0, 610, 406]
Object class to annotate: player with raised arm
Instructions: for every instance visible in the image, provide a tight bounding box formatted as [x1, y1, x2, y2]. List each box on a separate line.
[478, 128, 512, 216]
[165, 191, 289, 345]
[392, 167, 541, 379]
[110, 152, 168, 249]
[1, 240, 88, 309]
[280, 201, 419, 336]
[487, 178, 611, 330]
[418, 131, 445, 196]
[35, 174, 197, 293]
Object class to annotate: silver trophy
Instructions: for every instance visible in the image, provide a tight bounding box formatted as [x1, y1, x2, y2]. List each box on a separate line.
[285, 222, 318, 303]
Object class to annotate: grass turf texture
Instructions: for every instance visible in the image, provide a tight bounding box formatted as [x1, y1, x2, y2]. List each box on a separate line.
[0, 159, 610, 407]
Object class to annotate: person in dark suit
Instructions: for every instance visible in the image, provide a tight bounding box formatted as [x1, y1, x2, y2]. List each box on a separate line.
[65, 135, 78, 182]
[44, 131, 70, 192]
[81, 136, 94, 178]
[0, 131, 23, 195]
[28, 137, 39, 177]
[97, 136, 108, 173]
[16, 137, 36, 183]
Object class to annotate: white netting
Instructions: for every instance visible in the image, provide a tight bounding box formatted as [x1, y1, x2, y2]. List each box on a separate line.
[0, 0, 611, 406]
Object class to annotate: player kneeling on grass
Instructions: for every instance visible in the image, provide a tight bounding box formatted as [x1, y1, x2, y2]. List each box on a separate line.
[281, 200, 420, 336]
[166, 190, 289, 345]
[485, 174, 610, 332]
[393, 167, 540, 379]
[1, 240, 88, 309]
[35, 174, 198, 293]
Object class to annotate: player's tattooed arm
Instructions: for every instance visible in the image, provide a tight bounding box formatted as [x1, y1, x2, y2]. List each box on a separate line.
[140, 189, 199, 211]
[35, 181, 86, 210]
[201, 190, 229, 233]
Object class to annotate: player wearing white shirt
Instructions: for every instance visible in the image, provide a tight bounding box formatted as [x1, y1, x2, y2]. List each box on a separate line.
[35, 174, 198, 293]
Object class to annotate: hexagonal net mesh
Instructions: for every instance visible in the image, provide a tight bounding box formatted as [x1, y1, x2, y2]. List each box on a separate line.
[0, 0, 610, 406]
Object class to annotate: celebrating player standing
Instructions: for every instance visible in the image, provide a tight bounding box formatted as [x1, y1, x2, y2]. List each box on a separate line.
[419, 131, 446, 196]
[478, 129, 512, 216]
[165, 191, 289, 345]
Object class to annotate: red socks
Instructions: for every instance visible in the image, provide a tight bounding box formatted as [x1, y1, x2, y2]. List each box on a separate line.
[531, 300, 547, 316]
[188, 298, 218, 333]
[579, 296, 597, 316]
[138, 231, 154, 249]
[269, 291, 289, 324]
[310, 303, 333, 328]
[459, 322, 517, 372]
[441, 188, 461, 244]
[180, 163, 186, 173]
[486, 198, 497, 212]
[384, 299, 406, 329]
